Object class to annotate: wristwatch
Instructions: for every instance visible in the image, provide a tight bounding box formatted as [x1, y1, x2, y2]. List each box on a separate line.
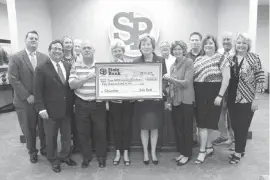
[218, 94, 223, 98]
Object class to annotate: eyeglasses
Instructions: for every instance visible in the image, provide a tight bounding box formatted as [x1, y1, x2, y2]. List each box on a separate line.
[51, 48, 63, 52]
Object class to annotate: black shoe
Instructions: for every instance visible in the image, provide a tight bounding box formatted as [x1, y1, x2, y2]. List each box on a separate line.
[143, 160, 149, 165]
[98, 159, 106, 168]
[177, 158, 190, 166]
[20, 135, 26, 143]
[52, 164, 61, 173]
[40, 150, 46, 156]
[72, 147, 81, 154]
[152, 160, 159, 165]
[61, 159, 77, 166]
[229, 154, 241, 164]
[30, 153, 38, 164]
[229, 152, 245, 159]
[81, 160, 90, 168]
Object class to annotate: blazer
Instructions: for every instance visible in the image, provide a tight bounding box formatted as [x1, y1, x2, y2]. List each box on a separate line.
[227, 52, 265, 103]
[34, 59, 73, 119]
[169, 57, 195, 106]
[133, 53, 167, 94]
[8, 50, 48, 107]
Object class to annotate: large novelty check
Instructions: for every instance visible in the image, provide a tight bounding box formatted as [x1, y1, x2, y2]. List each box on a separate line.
[95, 63, 163, 100]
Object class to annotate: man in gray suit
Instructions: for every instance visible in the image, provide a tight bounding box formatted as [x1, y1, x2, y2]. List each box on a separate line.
[8, 31, 48, 163]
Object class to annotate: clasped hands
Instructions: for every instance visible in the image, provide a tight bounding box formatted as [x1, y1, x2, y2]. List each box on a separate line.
[163, 74, 175, 83]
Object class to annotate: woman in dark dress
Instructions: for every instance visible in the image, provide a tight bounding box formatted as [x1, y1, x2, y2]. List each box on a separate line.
[109, 39, 135, 166]
[133, 35, 167, 165]
[193, 35, 230, 164]
[227, 33, 264, 164]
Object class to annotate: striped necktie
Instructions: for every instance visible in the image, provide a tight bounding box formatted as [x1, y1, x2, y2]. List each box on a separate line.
[29, 52, 37, 69]
[56, 63, 65, 84]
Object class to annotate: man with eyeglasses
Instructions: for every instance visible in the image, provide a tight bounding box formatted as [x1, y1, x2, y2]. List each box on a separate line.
[8, 30, 47, 163]
[34, 40, 77, 173]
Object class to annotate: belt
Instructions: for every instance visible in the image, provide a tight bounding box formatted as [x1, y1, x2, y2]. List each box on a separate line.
[76, 96, 102, 103]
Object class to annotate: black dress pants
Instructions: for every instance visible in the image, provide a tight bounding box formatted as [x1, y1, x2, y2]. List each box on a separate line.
[22, 102, 46, 154]
[75, 97, 107, 161]
[172, 103, 194, 158]
[43, 116, 71, 165]
[228, 103, 254, 153]
[109, 101, 134, 151]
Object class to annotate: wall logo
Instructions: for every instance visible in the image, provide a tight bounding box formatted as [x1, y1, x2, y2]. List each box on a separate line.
[109, 9, 159, 57]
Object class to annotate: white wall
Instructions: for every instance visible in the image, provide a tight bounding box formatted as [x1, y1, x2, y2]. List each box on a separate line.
[0, 3, 9, 40]
[256, 5, 269, 72]
[15, 0, 52, 54]
[49, 0, 219, 62]
[217, 0, 250, 46]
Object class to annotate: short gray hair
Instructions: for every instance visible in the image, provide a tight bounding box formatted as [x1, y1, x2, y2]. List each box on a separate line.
[159, 41, 170, 49]
[110, 39, 125, 52]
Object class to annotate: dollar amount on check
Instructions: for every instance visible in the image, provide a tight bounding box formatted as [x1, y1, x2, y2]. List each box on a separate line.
[95, 63, 163, 100]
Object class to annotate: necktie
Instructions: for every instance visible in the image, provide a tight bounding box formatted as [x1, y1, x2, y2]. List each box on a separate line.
[29, 52, 37, 69]
[56, 63, 65, 84]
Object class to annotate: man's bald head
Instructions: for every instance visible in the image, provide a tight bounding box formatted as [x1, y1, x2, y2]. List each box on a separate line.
[81, 40, 95, 58]
[222, 32, 233, 52]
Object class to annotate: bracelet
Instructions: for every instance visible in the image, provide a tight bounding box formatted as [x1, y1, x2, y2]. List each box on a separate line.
[218, 94, 223, 98]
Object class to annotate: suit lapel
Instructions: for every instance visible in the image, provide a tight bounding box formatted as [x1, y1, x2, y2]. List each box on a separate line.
[22, 50, 34, 73]
[36, 52, 43, 66]
[46, 60, 63, 85]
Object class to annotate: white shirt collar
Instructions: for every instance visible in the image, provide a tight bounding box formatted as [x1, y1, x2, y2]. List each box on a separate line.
[25, 48, 36, 56]
[218, 48, 234, 55]
[50, 58, 63, 66]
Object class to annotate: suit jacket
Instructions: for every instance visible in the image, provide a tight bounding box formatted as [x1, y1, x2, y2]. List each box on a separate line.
[133, 53, 167, 98]
[34, 59, 73, 119]
[8, 50, 49, 107]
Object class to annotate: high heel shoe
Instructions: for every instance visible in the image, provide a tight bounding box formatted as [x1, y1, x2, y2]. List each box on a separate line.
[152, 159, 159, 165]
[229, 154, 241, 164]
[113, 157, 121, 166]
[195, 151, 207, 164]
[206, 146, 214, 157]
[228, 152, 245, 159]
[124, 160, 131, 166]
[171, 155, 183, 163]
[177, 157, 190, 166]
[143, 160, 150, 165]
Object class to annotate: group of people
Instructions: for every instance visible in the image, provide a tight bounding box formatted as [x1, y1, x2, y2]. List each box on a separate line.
[7, 30, 264, 173]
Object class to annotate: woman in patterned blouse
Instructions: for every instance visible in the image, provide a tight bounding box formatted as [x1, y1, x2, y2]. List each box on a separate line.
[227, 33, 264, 164]
[193, 35, 231, 164]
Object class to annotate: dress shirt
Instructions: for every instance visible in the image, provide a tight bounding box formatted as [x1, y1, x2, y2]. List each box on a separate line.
[50, 59, 66, 80]
[165, 54, 176, 76]
[25, 48, 37, 69]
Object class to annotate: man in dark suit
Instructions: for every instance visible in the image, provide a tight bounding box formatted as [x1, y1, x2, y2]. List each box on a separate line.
[34, 40, 77, 173]
[8, 31, 47, 163]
